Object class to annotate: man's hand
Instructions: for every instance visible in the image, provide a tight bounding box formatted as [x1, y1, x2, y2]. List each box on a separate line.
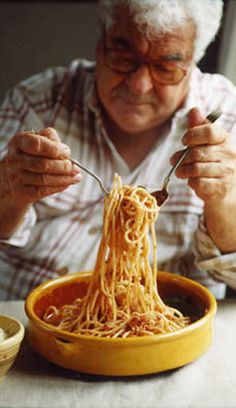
[2, 127, 82, 206]
[170, 107, 236, 204]
[170, 107, 236, 253]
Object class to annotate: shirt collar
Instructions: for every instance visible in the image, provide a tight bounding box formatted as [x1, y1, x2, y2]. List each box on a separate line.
[85, 72, 103, 118]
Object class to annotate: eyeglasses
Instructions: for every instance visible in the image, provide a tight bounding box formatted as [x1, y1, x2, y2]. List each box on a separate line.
[103, 36, 191, 86]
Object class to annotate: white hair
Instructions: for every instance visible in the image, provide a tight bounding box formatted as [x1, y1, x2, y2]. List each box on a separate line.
[98, 0, 224, 62]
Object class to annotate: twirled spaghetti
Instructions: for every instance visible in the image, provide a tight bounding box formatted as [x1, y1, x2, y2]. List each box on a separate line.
[43, 174, 190, 337]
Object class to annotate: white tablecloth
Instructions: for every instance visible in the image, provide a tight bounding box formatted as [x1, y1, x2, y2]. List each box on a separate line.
[0, 300, 236, 408]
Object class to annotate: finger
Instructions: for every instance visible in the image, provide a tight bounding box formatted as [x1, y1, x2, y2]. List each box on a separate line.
[187, 107, 208, 128]
[187, 177, 227, 201]
[170, 145, 220, 165]
[182, 124, 226, 147]
[175, 162, 224, 179]
[21, 185, 72, 201]
[22, 171, 82, 187]
[19, 152, 80, 175]
[16, 132, 71, 159]
[38, 127, 61, 142]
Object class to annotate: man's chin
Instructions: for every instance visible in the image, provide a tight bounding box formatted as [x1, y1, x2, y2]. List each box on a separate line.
[114, 116, 159, 134]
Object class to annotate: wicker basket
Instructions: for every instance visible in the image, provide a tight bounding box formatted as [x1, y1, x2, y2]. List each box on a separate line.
[0, 315, 25, 381]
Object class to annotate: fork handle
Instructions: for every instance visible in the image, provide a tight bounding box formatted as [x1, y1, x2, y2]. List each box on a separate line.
[71, 158, 109, 194]
[163, 147, 191, 189]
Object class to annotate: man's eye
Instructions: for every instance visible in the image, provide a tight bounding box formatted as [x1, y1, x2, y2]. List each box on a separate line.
[114, 55, 135, 69]
[112, 38, 132, 52]
[120, 56, 133, 63]
[153, 62, 176, 73]
[152, 63, 170, 73]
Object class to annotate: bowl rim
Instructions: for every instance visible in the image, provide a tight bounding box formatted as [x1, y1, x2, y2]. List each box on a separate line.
[0, 315, 25, 351]
[25, 271, 217, 345]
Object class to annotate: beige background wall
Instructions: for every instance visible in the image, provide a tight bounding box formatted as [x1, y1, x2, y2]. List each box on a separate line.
[219, 0, 236, 85]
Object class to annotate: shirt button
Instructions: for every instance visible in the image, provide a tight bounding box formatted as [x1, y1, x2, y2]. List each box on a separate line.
[88, 226, 102, 235]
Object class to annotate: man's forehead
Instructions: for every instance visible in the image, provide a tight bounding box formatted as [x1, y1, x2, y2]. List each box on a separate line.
[107, 18, 195, 56]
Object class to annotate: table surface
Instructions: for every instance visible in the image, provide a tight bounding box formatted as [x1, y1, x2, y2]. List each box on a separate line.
[0, 299, 236, 408]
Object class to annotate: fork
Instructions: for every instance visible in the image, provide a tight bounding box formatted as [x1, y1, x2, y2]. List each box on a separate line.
[151, 110, 221, 207]
[70, 158, 109, 194]
[71, 110, 221, 202]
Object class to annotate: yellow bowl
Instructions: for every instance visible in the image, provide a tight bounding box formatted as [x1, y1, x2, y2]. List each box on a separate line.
[25, 271, 217, 376]
[0, 315, 25, 381]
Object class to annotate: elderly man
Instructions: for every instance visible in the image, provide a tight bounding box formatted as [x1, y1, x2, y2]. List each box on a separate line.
[0, 0, 236, 300]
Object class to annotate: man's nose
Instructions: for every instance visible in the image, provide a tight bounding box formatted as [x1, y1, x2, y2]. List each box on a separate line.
[126, 65, 154, 95]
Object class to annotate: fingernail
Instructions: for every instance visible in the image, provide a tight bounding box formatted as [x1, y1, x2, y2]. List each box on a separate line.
[72, 173, 82, 183]
[181, 135, 187, 144]
[169, 156, 175, 165]
[73, 165, 80, 173]
[61, 144, 71, 154]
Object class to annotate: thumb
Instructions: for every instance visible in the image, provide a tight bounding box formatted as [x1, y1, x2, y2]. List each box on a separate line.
[187, 107, 208, 129]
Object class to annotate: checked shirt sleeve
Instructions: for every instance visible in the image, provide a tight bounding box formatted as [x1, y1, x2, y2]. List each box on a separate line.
[0, 87, 40, 248]
[0, 62, 87, 251]
[193, 216, 236, 290]
[0, 68, 64, 248]
[190, 71, 236, 292]
[0, 206, 37, 248]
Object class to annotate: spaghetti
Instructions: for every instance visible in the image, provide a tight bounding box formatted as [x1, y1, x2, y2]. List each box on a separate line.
[43, 174, 190, 337]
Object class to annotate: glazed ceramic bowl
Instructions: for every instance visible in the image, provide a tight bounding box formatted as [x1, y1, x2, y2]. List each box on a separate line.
[25, 271, 217, 376]
[0, 315, 25, 381]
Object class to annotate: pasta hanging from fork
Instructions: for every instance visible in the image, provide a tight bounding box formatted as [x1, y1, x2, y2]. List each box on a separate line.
[43, 174, 190, 337]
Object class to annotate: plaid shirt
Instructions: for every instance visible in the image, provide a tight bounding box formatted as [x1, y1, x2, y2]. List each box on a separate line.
[1, 59, 236, 300]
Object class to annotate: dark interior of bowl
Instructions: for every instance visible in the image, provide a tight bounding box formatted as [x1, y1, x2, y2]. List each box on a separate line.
[33, 273, 209, 324]
[34, 277, 90, 320]
[157, 276, 209, 322]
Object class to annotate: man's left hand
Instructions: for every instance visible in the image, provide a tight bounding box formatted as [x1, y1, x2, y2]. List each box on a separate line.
[170, 107, 236, 203]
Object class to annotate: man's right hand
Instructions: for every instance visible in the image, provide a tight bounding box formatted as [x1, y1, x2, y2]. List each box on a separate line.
[2, 127, 82, 206]
[0, 127, 82, 239]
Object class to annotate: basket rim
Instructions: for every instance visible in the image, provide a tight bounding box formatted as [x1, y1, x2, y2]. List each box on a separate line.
[0, 315, 25, 352]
